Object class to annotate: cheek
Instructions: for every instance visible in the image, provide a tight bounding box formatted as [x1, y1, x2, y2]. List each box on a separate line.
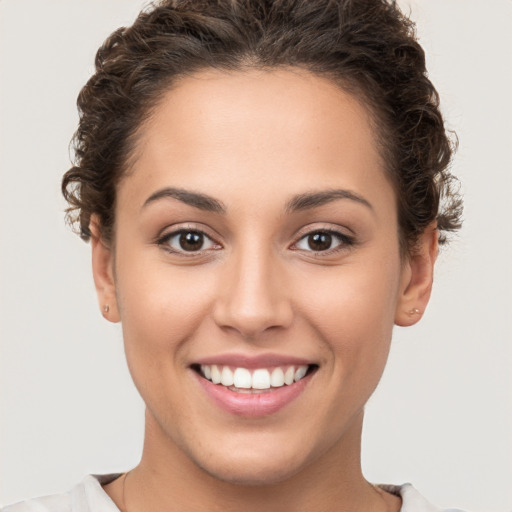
[114, 252, 218, 366]
[114, 260, 221, 428]
[292, 255, 402, 378]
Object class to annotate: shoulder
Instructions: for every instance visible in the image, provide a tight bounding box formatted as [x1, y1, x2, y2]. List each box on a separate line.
[379, 483, 468, 512]
[1, 475, 121, 512]
[3, 478, 468, 512]
[2, 493, 71, 512]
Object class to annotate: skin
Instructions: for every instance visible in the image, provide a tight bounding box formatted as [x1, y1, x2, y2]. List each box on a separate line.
[93, 69, 438, 512]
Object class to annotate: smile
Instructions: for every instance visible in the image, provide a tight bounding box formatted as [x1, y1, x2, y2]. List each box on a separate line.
[192, 359, 318, 417]
[198, 364, 311, 393]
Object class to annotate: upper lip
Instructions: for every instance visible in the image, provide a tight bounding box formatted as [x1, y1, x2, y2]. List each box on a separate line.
[192, 353, 315, 369]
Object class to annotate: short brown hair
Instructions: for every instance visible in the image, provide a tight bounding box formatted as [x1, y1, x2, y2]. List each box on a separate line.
[62, 0, 462, 252]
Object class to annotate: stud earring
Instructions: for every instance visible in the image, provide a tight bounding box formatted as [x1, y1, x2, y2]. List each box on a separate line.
[407, 308, 421, 315]
[103, 304, 110, 314]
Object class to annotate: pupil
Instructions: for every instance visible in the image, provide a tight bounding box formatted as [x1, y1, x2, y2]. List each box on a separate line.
[179, 231, 203, 251]
[308, 232, 332, 251]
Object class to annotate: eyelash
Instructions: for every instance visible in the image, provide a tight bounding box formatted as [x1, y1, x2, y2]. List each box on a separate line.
[292, 229, 355, 255]
[156, 228, 221, 256]
[155, 227, 355, 257]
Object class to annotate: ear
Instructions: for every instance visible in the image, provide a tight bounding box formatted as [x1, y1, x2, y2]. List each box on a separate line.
[395, 222, 438, 327]
[90, 215, 121, 323]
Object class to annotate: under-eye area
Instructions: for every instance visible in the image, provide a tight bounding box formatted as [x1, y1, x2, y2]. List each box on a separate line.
[191, 364, 319, 393]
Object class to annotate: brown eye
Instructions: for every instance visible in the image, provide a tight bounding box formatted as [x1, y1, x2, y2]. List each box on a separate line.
[160, 229, 218, 253]
[307, 232, 332, 251]
[294, 230, 353, 254]
[179, 231, 204, 251]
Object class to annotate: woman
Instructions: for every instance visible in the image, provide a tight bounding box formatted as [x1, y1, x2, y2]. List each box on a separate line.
[3, 0, 466, 511]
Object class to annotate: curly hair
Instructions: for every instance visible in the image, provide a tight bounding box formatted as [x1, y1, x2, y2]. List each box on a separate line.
[62, 0, 462, 253]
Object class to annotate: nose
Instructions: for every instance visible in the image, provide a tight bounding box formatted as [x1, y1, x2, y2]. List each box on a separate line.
[212, 247, 293, 339]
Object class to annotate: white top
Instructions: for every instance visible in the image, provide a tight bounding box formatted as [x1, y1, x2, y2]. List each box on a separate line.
[2, 475, 466, 512]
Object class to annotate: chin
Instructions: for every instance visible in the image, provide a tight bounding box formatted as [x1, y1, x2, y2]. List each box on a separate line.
[199, 459, 304, 487]
[189, 443, 313, 487]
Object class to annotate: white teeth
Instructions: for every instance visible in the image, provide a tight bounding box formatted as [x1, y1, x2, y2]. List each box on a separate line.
[201, 365, 211, 380]
[233, 367, 252, 389]
[199, 364, 312, 390]
[294, 365, 308, 382]
[252, 369, 271, 389]
[211, 364, 222, 384]
[284, 366, 295, 385]
[270, 367, 285, 387]
[220, 366, 234, 386]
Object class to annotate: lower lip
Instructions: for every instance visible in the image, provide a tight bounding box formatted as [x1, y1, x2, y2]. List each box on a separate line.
[194, 371, 313, 417]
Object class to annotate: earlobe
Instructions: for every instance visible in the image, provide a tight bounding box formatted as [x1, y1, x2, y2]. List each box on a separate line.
[395, 223, 438, 327]
[90, 215, 121, 323]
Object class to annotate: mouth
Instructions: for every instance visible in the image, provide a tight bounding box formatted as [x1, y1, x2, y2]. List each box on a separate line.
[191, 363, 318, 394]
[190, 359, 318, 417]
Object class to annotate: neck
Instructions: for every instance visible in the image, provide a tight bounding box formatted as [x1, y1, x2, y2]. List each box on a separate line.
[106, 409, 397, 512]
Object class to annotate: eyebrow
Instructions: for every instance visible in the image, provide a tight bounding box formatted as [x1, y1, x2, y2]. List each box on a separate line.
[142, 186, 373, 215]
[142, 187, 227, 213]
[285, 189, 373, 213]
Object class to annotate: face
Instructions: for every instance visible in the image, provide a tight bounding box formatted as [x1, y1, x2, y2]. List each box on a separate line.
[93, 68, 435, 486]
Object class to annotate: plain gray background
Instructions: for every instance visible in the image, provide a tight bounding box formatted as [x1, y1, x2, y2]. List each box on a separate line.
[1, 1, 511, 510]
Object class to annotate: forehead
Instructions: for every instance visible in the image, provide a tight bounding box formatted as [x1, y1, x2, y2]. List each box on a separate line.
[122, 68, 393, 215]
